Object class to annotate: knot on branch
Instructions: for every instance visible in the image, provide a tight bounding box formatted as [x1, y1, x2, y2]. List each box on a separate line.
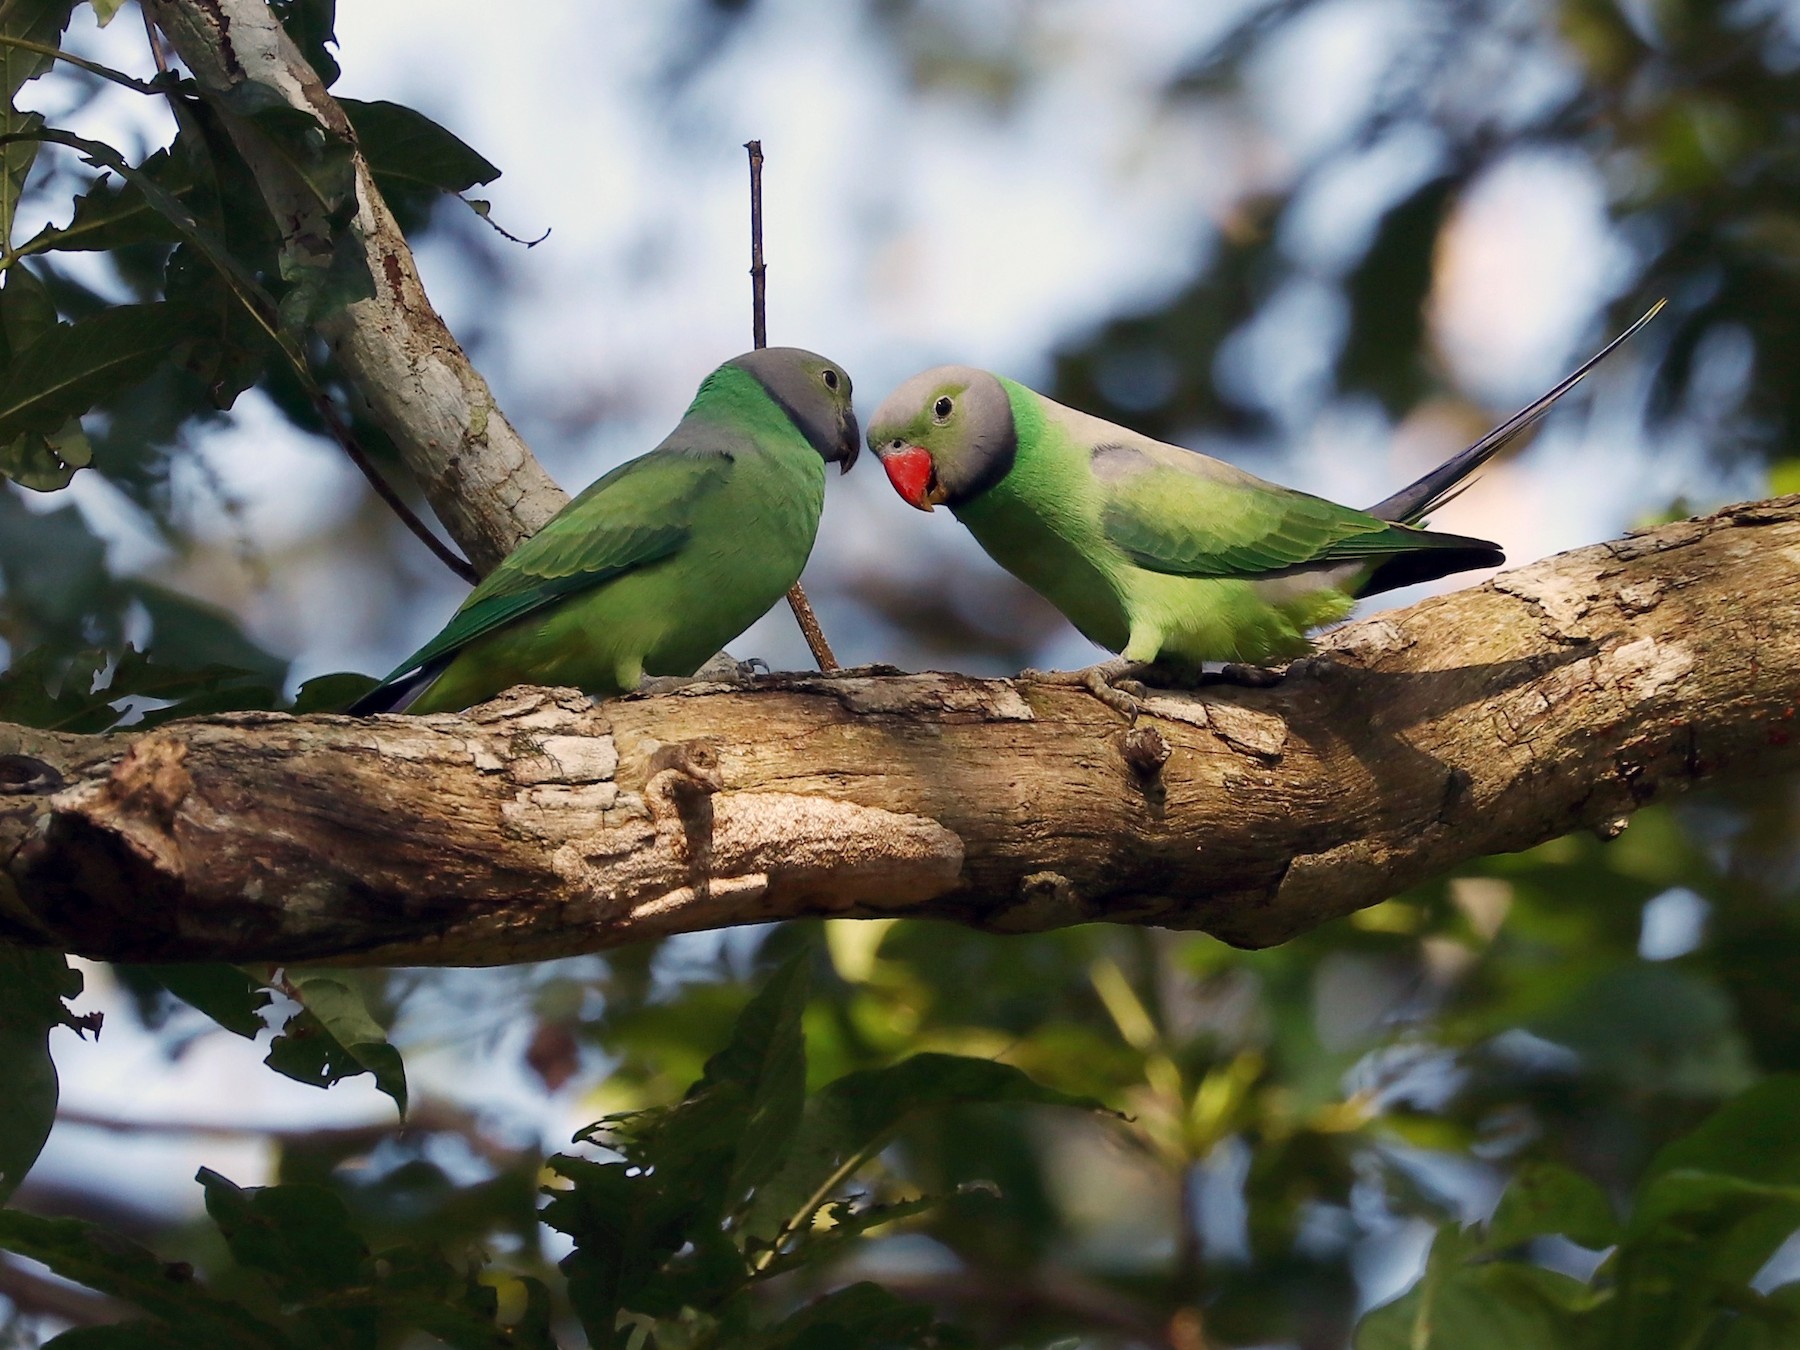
[0, 755, 63, 795]
[102, 736, 193, 830]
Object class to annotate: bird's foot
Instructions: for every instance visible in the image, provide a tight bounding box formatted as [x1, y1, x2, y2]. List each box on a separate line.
[637, 654, 768, 697]
[1019, 657, 1152, 721]
[1212, 661, 1286, 689]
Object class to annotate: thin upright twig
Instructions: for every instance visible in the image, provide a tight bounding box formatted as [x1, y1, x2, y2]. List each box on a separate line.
[746, 139, 768, 351]
[746, 138, 839, 672]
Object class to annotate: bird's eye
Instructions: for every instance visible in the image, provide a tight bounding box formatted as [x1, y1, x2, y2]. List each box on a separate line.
[932, 396, 954, 422]
[822, 369, 839, 391]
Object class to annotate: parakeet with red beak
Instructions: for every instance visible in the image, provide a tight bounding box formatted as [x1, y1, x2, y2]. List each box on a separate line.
[353, 347, 859, 715]
[866, 304, 1660, 714]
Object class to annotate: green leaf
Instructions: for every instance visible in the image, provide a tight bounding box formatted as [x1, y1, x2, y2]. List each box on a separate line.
[748, 1052, 1113, 1243]
[126, 585, 289, 688]
[265, 972, 407, 1116]
[198, 1168, 368, 1301]
[1336, 174, 1458, 413]
[1, 257, 55, 355]
[1641, 1075, 1800, 1192]
[340, 98, 498, 225]
[0, 943, 91, 1202]
[750, 1281, 964, 1349]
[1711, 1282, 1800, 1350]
[1485, 1161, 1620, 1252]
[0, 301, 186, 441]
[0, 0, 75, 101]
[292, 670, 378, 713]
[239, 102, 355, 214]
[0, 644, 101, 729]
[270, 0, 339, 87]
[1355, 1261, 1591, 1350]
[0, 106, 42, 247]
[85, 0, 126, 25]
[14, 149, 194, 257]
[136, 964, 270, 1039]
[1, 414, 89, 489]
[0, 0, 77, 246]
[695, 952, 811, 1202]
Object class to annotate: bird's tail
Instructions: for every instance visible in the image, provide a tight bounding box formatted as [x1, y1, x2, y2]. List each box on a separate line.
[345, 659, 446, 716]
[1367, 299, 1666, 525]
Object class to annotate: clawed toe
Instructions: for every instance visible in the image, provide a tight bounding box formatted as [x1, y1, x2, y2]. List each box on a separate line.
[1020, 659, 1151, 721]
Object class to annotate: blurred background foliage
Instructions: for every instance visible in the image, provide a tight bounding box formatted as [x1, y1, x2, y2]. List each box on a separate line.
[8, 0, 1800, 1347]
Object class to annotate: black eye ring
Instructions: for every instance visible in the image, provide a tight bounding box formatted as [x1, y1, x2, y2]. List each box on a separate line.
[822, 369, 839, 391]
[933, 396, 953, 422]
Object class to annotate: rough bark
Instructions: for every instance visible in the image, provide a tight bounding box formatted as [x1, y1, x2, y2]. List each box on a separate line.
[3, 499, 1796, 967]
[144, 0, 569, 571]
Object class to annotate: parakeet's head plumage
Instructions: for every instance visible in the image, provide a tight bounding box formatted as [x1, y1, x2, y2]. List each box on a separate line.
[866, 366, 1016, 511]
[729, 346, 861, 474]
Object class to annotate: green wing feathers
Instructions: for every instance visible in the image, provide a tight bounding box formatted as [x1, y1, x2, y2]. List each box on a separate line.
[377, 450, 735, 683]
[1098, 462, 1425, 577]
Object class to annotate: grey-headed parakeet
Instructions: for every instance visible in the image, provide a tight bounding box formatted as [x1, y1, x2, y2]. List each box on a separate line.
[353, 346, 858, 715]
[866, 305, 1659, 711]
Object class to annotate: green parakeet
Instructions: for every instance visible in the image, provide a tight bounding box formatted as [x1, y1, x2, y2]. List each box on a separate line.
[866, 305, 1659, 708]
[352, 346, 858, 715]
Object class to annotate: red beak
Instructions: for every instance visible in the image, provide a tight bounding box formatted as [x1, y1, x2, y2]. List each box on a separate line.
[880, 445, 939, 511]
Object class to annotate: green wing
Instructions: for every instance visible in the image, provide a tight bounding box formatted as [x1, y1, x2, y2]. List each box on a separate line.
[1095, 446, 1436, 578]
[378, 446, 735, 682]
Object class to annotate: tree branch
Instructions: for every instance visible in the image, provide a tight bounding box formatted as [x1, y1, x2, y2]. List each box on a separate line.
[141, 0, 568, 572]
[2, 499, 1796, 966]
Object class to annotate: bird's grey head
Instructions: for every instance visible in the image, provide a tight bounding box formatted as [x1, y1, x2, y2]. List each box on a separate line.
[731, 346, 860, 474]
[864, 366, 1016, 512]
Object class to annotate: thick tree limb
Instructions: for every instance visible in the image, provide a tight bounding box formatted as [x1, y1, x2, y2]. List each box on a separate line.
[2, 500, 1797, 966]
[143, 0, 568, 571]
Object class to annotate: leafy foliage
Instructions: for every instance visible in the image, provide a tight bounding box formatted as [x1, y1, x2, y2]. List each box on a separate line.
[0, 0, 501, 685]
[0, 1177, 552, 1350]
[0, 953, 1099, 1348]
[0, 946, 94, 1204]
[543, 956, 1095, 1347]
[1360, 1079, 1800, 1348]
[0, 643, 283, 731]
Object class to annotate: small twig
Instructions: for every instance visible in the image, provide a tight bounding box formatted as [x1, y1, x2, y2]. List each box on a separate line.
[140, 6, 171, 75]
[314, 393, 479, 583]
[783, 587, 838, 672]
[0, 32, 165, 95]
[55, 1099, 519, 1167]
[746, 138, 839, 672]
[746, 139, 768, 351]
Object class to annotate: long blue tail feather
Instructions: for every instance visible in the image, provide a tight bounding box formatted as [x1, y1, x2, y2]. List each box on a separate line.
[1368, 300, 1665, 525]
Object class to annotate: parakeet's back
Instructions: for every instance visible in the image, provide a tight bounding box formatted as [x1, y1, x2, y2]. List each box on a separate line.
[868, 311, 1657, 675]
[357, 349, 857, 715]
[938, 378, 1495, 665]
